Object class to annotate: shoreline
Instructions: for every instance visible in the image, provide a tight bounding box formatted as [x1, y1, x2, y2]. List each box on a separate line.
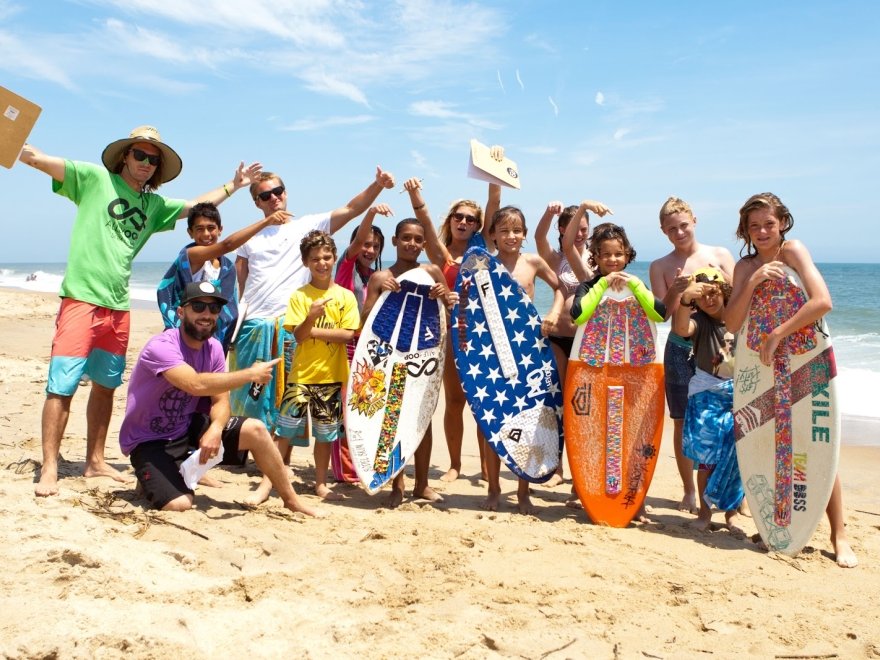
[6, 285, 877, 446]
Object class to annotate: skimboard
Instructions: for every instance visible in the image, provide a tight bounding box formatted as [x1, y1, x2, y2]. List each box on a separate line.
[564, 284, 665, 527]
[733, 266, 839, 556]
[451, 244, 562, 483]
[346, 268, 446, 494]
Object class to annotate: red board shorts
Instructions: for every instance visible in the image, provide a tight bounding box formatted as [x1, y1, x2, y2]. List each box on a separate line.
[47, 298, 129, 396]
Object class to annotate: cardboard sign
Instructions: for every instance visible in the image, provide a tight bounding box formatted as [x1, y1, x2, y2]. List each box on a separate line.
[467, 139, 521, 189]
[0, 86, 42, 169]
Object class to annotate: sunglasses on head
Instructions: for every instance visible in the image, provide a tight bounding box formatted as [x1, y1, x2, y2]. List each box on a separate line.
[452, 211, 477, 225]
[256, 185, 285, 202]
[187, 300, 223, 314]
[130, 148, 161, 167]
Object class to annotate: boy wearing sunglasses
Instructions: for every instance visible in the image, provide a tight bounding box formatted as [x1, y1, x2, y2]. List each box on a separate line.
[19, 125, 262, 498]
[229, 167, 395, 468]
[119, 281, 321, 517]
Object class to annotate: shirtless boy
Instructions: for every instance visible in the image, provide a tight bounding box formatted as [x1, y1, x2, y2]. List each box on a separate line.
[648, 197, 734, 513]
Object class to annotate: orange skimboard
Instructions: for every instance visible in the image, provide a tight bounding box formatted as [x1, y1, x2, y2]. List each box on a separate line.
[564, 285, 665, 527]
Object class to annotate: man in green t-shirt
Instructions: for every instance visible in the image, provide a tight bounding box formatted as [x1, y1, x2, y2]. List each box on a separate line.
[19, 125, 262, 497]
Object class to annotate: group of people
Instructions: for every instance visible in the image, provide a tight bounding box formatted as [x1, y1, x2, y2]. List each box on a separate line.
[19, 127, 856, 568]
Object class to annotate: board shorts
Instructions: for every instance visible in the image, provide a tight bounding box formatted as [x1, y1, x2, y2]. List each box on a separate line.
[682, 379, 743, 511]
[229, 316, 294, 436]
[129, 413, 248, 510]
[663, 333, 694, 419]
[277, 382, 343, 446]
[47, 298, 130, 396]
[548, 334, 574, 358]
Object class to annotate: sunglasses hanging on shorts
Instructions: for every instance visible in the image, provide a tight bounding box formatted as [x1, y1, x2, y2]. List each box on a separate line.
[186, 300, 223, 314]
[256, 185, 286, 201]
[130, 148, 161, 167]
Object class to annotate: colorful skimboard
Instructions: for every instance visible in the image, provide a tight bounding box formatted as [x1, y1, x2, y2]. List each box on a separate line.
[451, 245, 563, 483]
[733, 266, 839, 557]
[564, 285, 665, 527]
[346, 268, 446, 494]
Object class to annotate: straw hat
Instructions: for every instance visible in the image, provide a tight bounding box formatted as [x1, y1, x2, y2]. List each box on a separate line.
[101, 125, 182, 184]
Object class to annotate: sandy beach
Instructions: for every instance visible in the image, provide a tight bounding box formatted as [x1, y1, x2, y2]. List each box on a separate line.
[1, 288, 877, 659]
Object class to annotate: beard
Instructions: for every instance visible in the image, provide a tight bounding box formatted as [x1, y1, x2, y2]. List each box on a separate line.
[182, 316, 216, 342]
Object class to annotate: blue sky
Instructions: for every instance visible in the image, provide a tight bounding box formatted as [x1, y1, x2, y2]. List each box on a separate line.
[1, 0, 878, 264]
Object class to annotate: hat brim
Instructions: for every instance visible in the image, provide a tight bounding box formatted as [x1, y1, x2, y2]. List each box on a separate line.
[101, 137, 183, 184]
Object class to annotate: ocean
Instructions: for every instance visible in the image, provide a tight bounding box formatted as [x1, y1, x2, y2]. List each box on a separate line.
[2, 260, 879, 432]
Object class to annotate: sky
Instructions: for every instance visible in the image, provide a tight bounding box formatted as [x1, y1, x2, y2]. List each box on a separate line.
[1, 0, 878, 264]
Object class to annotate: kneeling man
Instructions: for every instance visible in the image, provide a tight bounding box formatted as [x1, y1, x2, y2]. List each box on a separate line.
[119, 281, 320, 516]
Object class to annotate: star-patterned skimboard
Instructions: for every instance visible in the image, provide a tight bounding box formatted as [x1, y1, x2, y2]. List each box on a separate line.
[345, 267, 446, 494]
[564, 284, 665, 527]
[451, 244, 563, 483]
[733, 266, 839, 556]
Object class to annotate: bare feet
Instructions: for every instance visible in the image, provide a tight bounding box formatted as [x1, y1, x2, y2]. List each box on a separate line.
[243, 476, 273, 507]
[517, 491, 536, 515]
[197, 474, 224, 488]
[35, 466, 59, 497]
[315, 483, 347, 501]
[831, 533, 858, 568]
[413, 486, 444, 503]
[385, 488, 405, 509]
[565, 496, 583, 510]
[678, 491, 698, 514]
[693, 509, 712, 531]
[83, 460, 133, 484]
[283, 498, 325, 518]
[737, 498, 752, 518]
[544, 472, 565, 488]
[480, 491, 501, 512]
[725, 510, 745, 537]
[439, 467, 460, 482]
[634, 505, 651, 524]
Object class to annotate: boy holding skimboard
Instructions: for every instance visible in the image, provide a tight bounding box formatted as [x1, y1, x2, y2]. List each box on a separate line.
[649, 198, 735, 514]
[724, 192, 856, 568]
[361, 217, 453, 507]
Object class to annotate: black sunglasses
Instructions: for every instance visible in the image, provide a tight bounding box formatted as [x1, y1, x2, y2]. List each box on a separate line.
[130, 148, 161, 167]
[187, 300, 223, 314]
[256, 185, 285, 202]
[452, 211, 477, 225]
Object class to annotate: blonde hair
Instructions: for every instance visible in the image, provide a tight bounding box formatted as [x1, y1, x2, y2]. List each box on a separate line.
[438, 199, 482, 246]
[658, 196, 694, 224]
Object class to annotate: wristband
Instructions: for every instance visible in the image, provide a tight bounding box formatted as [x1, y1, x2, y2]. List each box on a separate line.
[223, 183, 232, 198]
[412, 202, 426, 211]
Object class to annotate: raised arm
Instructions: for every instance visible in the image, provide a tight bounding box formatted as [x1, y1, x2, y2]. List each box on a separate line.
[480, 145, 505, 251]
[344, 204, 393, 261]
[187, 210, 291, 273]
[561, 203, 593, 282]
[19, 144, 66, 182]
[180, 161, 263, 218]
[404, 178, 451, 268]
[329, 166, 395, 234]
[535, 202, 562, 265]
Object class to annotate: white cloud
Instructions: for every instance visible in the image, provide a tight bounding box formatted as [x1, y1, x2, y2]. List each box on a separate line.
[281, 114, 375, 132]
[0, 31, 76, 89]
[613, 128, 630, 141]
[595, 91, 605, 106]
[516, 69, 524, 91]
[524, 33, 556, 54]
[497, 70, 505, 93]
[548, 96, 559, 116]
[409, 100, 500, 130]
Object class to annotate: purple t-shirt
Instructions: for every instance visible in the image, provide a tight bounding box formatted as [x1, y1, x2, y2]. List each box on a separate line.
[119, 328, 226, 456]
